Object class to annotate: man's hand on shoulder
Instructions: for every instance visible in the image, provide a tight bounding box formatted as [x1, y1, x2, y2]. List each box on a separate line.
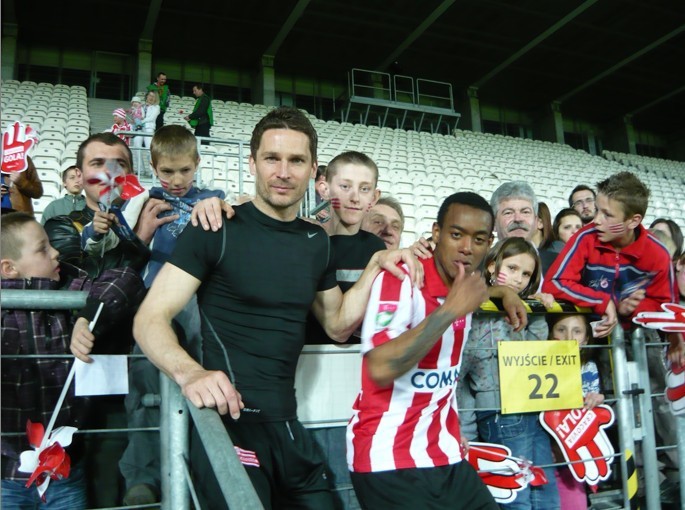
[135, 198, 178, 244]
[179, 367, 244, 419]
[191, 197, 235, 232]
[411, 237, 434, 260]
[375, 248, 424, 288]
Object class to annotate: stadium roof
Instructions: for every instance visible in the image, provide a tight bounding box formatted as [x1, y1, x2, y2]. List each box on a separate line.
[8, 0, 685, 138]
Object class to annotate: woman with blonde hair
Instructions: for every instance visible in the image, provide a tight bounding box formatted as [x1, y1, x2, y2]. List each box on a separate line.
[132, 90, 160, 174]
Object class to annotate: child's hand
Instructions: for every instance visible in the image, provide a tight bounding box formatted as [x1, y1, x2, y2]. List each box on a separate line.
[530, 292, 556, 310]
[190, 197, 235, 232]
[594, 301, 617, 338]
[617, 289, 646, 316]
[459, 434, 470, 455]
[583, 391, 605, 409]
[667, 332, 685, 367]
[93, 211, 116, 234]
[71, 317, 95, 363]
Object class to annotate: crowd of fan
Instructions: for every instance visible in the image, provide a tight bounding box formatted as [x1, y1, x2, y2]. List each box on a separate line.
[1, 104, 684, 510]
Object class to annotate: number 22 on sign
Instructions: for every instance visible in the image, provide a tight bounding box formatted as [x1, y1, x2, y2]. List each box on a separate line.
[498, 340, 583, 414]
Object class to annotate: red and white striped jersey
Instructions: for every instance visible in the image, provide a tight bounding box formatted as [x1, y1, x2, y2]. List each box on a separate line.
[347, 257, 471, 473]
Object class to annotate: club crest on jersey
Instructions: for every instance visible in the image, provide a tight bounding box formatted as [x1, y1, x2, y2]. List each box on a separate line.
[376, 302, 398, 327]
[588, 276, 610, 290]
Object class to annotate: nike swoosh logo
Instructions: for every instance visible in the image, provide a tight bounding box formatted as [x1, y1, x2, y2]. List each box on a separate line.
[308, 232, 318, 238]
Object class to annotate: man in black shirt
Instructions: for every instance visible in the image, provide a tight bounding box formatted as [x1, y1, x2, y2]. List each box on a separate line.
[133, 107, 419, 509]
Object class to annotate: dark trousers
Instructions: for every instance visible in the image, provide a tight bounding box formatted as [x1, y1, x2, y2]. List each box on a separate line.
[155, 111, 165, 131]
[195, 123, 211, 145]
[190, 419, 334, 510]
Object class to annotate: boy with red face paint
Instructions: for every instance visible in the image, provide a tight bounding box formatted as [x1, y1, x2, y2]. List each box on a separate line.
[543, 171, 676, 337]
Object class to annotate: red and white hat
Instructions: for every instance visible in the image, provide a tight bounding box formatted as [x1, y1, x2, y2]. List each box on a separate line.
[113, 108, 127, 119]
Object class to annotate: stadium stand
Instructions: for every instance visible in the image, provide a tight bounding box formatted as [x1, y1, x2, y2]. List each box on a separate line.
[2, 80, 91, 217]
[3, 82, 684, 237]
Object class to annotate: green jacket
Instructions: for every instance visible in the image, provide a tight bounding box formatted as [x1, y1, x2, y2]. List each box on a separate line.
[146, 83, 170, 112]
[188, 94, 213, 127]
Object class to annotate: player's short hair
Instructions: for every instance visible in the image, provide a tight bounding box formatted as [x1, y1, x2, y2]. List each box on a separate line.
[437, 192, 494, 231]
[596, 171, 649, 218]
[326, 151, 378, 185]
[150, 125, 199, 167]
[250, 106, 317, 162]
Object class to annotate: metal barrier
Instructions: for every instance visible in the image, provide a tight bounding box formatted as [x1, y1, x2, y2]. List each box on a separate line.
[160, 375, 263, 510]
[2, 291, 681, 509]
[1, 290, 262, 510]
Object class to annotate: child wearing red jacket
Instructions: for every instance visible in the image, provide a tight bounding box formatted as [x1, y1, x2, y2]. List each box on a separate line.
[543, 171, 675, 338]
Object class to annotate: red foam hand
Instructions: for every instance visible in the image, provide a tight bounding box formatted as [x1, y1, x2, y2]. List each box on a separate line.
[116, 174, 145, 200]
[633, 303, 685, 333]
[2, 122, 37, 173]
[529, 465, 548, 487]
[540, 406, 615, 485]
[467, 442, 526, 504]
[665, 361, 685, 415]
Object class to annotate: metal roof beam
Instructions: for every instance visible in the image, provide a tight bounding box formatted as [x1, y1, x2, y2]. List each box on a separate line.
[472, 0, 598, 88]
[264, 0, 313, 57]
[377, 0, 456, 71]
[556, 24, 685, 103]
[141, 0, 163, 40]
[629, 85, 685, 116]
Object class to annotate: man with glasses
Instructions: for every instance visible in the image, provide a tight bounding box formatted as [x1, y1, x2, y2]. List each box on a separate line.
[569, 185, 597, 225]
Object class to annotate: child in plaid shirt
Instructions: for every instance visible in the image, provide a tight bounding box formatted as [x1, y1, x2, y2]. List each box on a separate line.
[1, 212, 145, 508]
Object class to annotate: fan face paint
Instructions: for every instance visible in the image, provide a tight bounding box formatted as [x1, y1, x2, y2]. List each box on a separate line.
[152, 154, 198, 197]
[326, 163, 378, 228]
[593, 193, 635, 246]
[80, 143, 132, 210]
[488, 252, 536, 295]
[607, 222, 627, 234]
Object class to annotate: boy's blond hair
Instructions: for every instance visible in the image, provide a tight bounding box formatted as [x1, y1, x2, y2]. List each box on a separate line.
[596, 171, 650, 218]
[0, 212, 36, 260]
[150, 125, 199, 167]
